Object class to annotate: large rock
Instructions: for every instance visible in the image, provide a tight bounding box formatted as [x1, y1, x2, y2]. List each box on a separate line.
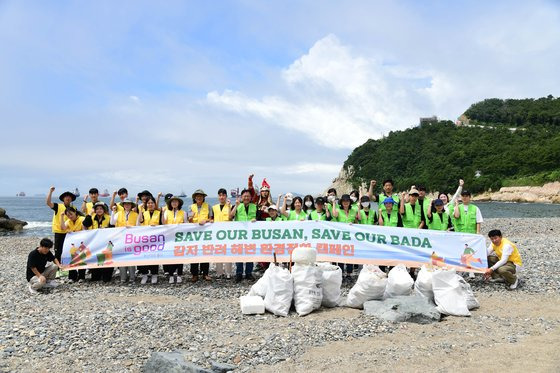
[0, 217, 27, 231]
[143, 351, 212, 373]
[0, 208, 6, 217]
[363, 295, 441, 324]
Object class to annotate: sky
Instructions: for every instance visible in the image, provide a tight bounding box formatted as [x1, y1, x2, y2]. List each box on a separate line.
[1, 0, 559, 197]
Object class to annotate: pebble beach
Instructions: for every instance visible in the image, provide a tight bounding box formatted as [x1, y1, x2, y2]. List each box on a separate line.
[1, 217, 559, 372]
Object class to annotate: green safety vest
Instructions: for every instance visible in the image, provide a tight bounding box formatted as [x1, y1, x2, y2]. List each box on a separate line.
[381, 210, 399, 227]
[359, 209, 377, 225]
[402, 203, 422, 229]
[335, 208, 356, 223]
[420, 198, 432, 219]
[454, 204, 478, 233]
[427, 211, 449, 231]
[309, 210, 326, 221]
[235, 203, 257, 222]
[288, 210, 307, 221]
[378, 193, 400, 211]
[266, 215, 285, 222]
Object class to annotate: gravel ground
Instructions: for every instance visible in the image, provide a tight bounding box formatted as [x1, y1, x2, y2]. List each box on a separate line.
[0, 218, 559, 372]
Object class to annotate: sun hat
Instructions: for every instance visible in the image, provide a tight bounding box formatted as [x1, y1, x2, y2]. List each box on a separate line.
[192, 189, 207, 199]
[93, 202, 109, 214]
[137, 190, 152, 198]
[59, 191, 76, 202]
[166, 196, 184, 210]
[408, 187, 420, 196]
[120, 198, 136, 209]
[383, 197, 396, 204]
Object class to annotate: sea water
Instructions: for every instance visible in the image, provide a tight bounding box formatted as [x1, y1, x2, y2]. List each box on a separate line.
[1, 196, 559, 237]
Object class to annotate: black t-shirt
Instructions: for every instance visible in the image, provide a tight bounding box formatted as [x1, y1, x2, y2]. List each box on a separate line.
[26, 248, 55, 281]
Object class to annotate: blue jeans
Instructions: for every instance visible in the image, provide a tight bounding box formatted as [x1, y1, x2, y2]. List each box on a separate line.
[236, 262, 254, 277]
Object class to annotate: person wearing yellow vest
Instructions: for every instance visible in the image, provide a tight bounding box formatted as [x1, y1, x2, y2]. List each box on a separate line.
[59, 206, 87, 283]
[85, 202, 113, 283]
[280, 196, 307, 221]
[110, 199, 138, 284]
[332, 194, 359, 281]
[484, 229, 522, 289]
[162, 196, 186, 284]
[81, 188, 100, 215]
[229, 189, 257, 282]
[453, 190, 483, 234]
[426, 199, 453, 231]
[399, 187, 425, 229]
[213, 188, 233, 279]
[188, 189, 213, 282]
[109, 187, 129, 213]
[137, 196, 162, 285]
[135, 190, 154, 215]
[378, 197, 403, 227]
[46, 186, 77, 263]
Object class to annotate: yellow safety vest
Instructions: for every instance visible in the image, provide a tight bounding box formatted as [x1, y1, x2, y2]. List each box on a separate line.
[165, 209, 185, 224]
[212, 204, 230, 222]
[90, 214, 111, 229]
[190, 203, 210, 223]
[84, 202, 94, 215]
[142, 210, 161, 226]
[492, 238, 522, 266]
[116, 210, 138, 227]
[65, 216, 86, 232]
[51, 203, 70, 234]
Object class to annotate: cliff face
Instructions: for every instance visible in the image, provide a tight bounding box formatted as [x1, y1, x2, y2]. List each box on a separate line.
[473, 182, 560, 204]
[326, 166, 354, 195]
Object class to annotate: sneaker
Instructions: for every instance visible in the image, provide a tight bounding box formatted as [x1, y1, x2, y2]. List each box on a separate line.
[68, 279, 75, 284]
[508, 277, 519, 290]
[245, 274, 255, 281]
[43, 280, 59, 289]
[141, 275, 148, 285]
[28, 283, 39, 295]
[176, 276, 182, 284]
[151, 275, 158, 284]
[191, 275, 199, 283]
[468, 272, 475, 279]
[169, 276, 175, 284]
[226, 274, 231, 280]
[78, 279, 84, 284]
[489, 277, 505, 283]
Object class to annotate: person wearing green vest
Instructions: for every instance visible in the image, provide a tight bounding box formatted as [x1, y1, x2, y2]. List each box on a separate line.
[229, 189, 257, 282]
[325, 188, 338, 217]
[281, 196, 307, 221]
[357, 196, 377, 225]
[399, 187, 425, 229]
[426, 199, 453, 231]
[308, 196, 329, 221]
[332, 194, 358, 281]
[368, 179, 401, 212]
[265, 205, 285, 221]
[378, 197, 402, 227]
[453, 190, 483, 234]
[349, 190, 360, 215]
[417, 185, 431, 229]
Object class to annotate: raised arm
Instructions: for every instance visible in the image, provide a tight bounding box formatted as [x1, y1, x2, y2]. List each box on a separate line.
[450, 179, 464, 204]
[399, 192, 406, 215]
[46, 186, 55, 208]
[229, 197, 240, 220]
[280, 195, 289, 217]
[81, 195, 88, 214]
[109, 190, 117, 210]
[367, 180, 377, 201]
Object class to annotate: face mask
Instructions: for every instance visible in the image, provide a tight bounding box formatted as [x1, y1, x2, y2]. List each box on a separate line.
[305, 201, 313, 207]
[350, 196, 357, 203]
[361, 202, 370, 208]
[286, 198, 293, 204]
[327, 195, 336, 203]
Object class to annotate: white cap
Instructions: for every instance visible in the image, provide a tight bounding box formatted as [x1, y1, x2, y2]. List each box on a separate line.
[267, 204, 278, 211]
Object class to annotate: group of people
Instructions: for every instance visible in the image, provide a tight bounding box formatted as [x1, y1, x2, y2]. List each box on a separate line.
[26, 175, 522, 293]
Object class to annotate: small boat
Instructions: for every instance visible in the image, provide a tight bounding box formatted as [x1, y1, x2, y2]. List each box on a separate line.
[99, 189, 110, 197]
[74, 188, 80, 198]
[178, 189, 187, 198]
[16, 191, 26, 197]
[231, 188, 239, 198]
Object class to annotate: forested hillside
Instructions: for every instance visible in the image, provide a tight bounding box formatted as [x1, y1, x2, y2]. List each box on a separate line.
[343, 97, 560, 193]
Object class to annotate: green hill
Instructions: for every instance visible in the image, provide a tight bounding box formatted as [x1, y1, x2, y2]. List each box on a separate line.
[343, 96, 560, 194]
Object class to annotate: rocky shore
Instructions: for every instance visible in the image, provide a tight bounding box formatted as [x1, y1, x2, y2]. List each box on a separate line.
[473, 182, 560, 204]
[1, 218, 559, 372]
[0, 207, 27, 232]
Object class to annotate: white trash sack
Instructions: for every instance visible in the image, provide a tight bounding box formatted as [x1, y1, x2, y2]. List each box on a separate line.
[346, 265, 387, 309]
[458, 276, 480, 310]
[264, 265, 294, 317]
[291, 246, 317, 265]
[247, 265, 274, 297]
[240, 295, 265, 315]
[384, 264, 414, 298]
[317, 263, 342, 307]
[292, 264, 323, 316]
[414, 265, 435, 300]
[432, 269, 471, 316]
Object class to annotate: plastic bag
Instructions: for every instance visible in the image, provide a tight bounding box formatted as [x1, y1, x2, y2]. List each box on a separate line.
[414, 265, 434, 301]
[264, 265, 293, 317]
[458, 276, 480, 310]
[240, 295, 265, 315]
[292, 264, 323, 316]
[432, 269, 470, 316]
[291, 246, 317, 265]
[384, 264, 414, 298]
[317, 263, 342, 307]
[248, 265, 273, 297]
[346, 265, 387, 309]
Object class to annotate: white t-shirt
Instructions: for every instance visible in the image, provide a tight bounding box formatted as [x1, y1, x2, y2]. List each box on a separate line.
[487, 242, 521, 270]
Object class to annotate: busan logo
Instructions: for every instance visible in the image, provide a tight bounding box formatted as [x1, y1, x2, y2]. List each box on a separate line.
[124, 233, 166, 255]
